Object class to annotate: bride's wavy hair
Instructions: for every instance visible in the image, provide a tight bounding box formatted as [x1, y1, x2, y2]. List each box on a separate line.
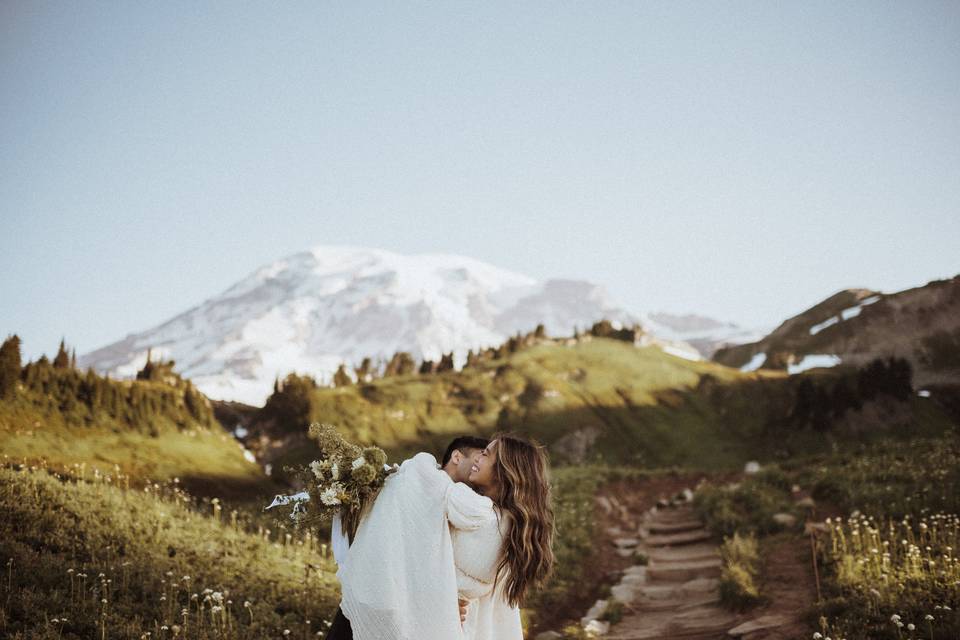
[489, 432, 555, 607]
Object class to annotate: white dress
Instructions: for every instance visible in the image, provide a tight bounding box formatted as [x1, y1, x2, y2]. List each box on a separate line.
[337, 452, 522, 640]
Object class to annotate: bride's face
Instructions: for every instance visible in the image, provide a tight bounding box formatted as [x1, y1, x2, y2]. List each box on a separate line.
[467, 439, 498, 493]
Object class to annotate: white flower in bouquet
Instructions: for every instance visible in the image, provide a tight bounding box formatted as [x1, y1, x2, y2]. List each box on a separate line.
[320, 482, 345, 506]
[268, 423, 392, 528]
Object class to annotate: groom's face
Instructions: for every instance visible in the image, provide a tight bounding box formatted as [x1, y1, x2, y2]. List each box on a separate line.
[447, 448, 482, 485]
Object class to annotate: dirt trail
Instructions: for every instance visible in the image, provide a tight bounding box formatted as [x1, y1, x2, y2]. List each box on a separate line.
[560, 478, 818, 640]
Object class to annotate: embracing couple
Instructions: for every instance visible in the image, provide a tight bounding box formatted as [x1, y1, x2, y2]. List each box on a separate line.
[326, 433, 555, 640]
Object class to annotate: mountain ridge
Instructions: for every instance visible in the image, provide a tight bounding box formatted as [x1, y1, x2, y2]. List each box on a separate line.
[80, 245, 752, 405]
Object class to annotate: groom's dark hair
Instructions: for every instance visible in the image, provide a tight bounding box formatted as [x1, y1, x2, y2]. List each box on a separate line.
[440, 436, 490, 467]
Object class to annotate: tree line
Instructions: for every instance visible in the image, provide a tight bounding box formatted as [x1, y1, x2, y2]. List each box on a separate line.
[0, 335, 214, 435]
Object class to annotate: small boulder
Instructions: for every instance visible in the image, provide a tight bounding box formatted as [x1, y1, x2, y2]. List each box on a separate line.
[610, 583, 635, 603]
[584, 620, 610, 637]
[744, 461, 761, 474]
[534, 632, 563, 640]
[796, 496, 816, 510]
[613, 537, 640, 548]
[581, 599, 608, 628]
[595, 496, 613, 514]
[772, 513, 797, 527]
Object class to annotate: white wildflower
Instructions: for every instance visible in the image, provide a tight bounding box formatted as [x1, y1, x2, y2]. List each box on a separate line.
[352, 456, 366, 471]
[321, 483, 344, 506]
[310, 461, 324, 479]
[330, 462, 339, 480]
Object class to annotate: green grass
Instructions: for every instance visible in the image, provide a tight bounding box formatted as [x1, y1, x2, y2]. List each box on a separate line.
[695, 430, 960, 639]
[0, 464, 340, 639]
[718, 533, 763, 611]
[693, 468, 799, 538]
[0, 373, 278, 498]
[254, 338, 823, 474]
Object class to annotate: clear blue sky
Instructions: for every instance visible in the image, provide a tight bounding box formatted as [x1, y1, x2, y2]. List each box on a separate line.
[2, 1, 958, 361]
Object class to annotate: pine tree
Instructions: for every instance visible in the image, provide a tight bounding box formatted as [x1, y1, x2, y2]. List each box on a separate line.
[70, 348, 77, 370]
[436, 352, 454, 372]
[0, 334, 22, 398]
[53, 338, 70, 369]
[333, 364, 353, 387]
[355, 357, 373, 383]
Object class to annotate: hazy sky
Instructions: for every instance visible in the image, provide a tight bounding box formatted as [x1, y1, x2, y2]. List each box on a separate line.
[2, 1, 959, 361]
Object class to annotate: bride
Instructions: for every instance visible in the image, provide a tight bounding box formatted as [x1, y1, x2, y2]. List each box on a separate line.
[332, 433, 555, 639]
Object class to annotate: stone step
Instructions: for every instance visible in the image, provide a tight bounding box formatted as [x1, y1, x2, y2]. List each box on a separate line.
[636, 577, 720, 601]
[643, 528, 712, 547]
[646, 507, 696, 523]
[647, 519, 705, 535]
[646, 543, 720, 563]
[607, 607, 738, 640]
[626, 592, 721, 613]
[646, 557, 722, 583]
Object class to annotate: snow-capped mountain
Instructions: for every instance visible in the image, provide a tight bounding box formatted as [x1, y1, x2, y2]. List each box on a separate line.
[81, 245, 652, 406]
[641, 312, 769, 360]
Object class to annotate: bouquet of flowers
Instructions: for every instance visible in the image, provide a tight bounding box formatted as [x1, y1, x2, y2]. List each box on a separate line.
[265, 422, 392, 533]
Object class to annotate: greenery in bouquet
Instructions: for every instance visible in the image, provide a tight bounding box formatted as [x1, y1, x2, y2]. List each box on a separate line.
[283, 423, 390, 533]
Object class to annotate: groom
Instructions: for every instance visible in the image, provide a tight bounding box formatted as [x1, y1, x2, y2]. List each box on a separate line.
[325, 435, 491, 640]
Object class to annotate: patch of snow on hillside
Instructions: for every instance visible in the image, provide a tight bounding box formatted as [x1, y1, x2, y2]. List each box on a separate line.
[840, 305, 863, 321]
[660, 344, 702, 361]
[740, 352, 766, 372]
[809, 316, 839, 336]
[809, 294, 882, 336]
[788, 354, 841, 374]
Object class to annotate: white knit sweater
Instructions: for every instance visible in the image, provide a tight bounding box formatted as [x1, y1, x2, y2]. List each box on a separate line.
[337, 452, 522, 640]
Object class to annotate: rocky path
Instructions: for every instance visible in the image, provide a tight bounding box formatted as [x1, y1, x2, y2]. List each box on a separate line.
[573, 497, 800, 640]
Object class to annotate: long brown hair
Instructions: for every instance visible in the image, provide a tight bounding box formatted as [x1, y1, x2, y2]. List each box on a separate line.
[488, 433, 555, 607]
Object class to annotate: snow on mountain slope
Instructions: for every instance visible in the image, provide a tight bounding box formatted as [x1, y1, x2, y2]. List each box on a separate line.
[80, 245, 650, 406]
[642, 311, 768, 359]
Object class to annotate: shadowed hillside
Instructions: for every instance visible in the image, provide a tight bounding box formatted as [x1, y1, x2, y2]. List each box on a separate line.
[0, 338, 276, 498]
[713, 275, 960, 386]
[237, 336, 959, 482]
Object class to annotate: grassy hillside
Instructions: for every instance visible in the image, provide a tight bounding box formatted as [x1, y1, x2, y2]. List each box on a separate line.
[692, 428, 960, 639]
[244, 337, 958, 479]
[0, 462, 340, 639]
[0, 356, 274, 498]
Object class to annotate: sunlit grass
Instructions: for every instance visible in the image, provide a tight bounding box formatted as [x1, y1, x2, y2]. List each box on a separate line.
[0, 461, 339, 639]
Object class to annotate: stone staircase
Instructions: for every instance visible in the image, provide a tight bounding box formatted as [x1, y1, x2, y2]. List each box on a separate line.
[604, 502, 738, 640]
[557, 496, 797, 640]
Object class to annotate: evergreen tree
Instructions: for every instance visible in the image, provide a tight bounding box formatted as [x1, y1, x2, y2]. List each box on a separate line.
[70, 348, 77, 370]
[355, 357, 373, 382]
[333, 364, 353, 387]
[464, 349, 478, 369]
[0, 334, 22, 398]
[534, 323, 546, 339]
[385, 352, 415, 377]
[53, 339, 70, 369]
[436, 352, 454, 372]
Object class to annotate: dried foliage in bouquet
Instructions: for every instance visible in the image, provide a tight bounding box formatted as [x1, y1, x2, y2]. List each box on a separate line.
[266, 422, 392, 540]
